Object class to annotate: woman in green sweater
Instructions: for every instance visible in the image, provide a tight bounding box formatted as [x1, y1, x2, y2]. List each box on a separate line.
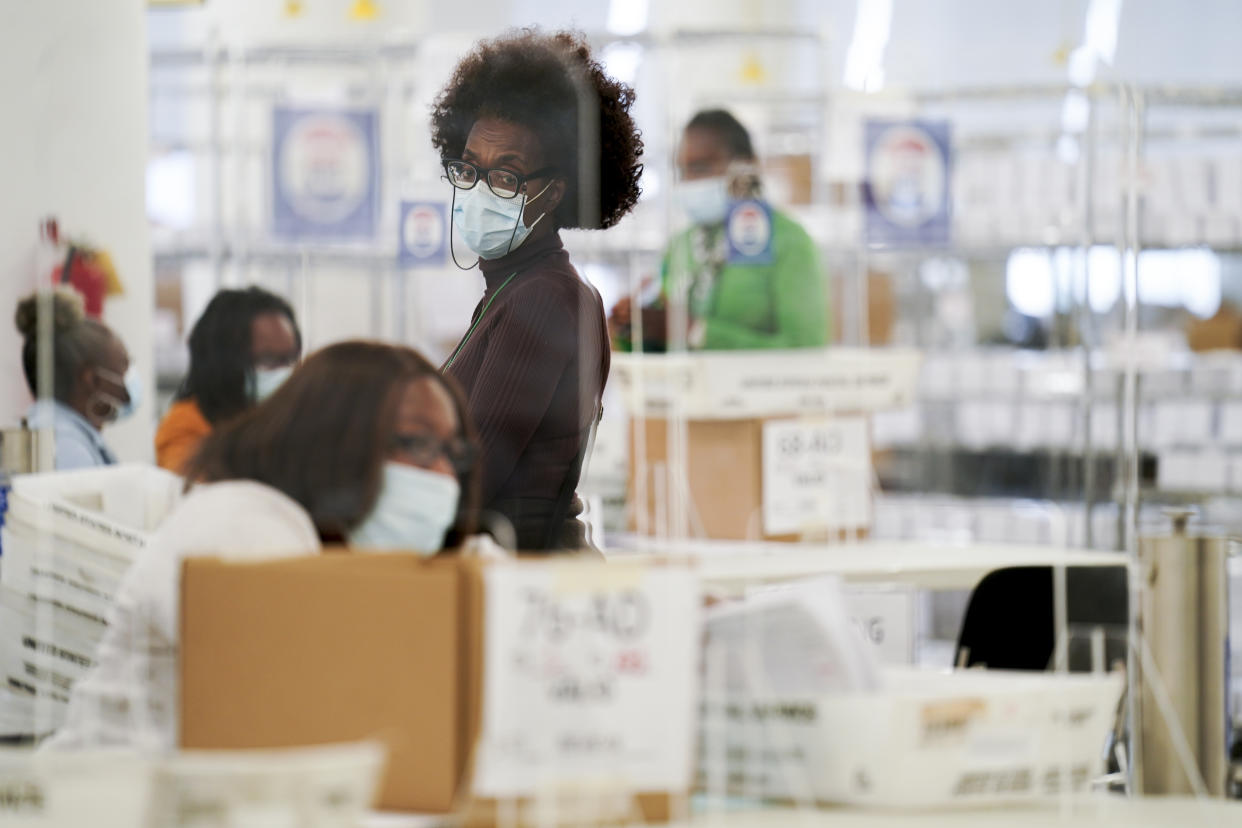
[611, 109, 829, 351]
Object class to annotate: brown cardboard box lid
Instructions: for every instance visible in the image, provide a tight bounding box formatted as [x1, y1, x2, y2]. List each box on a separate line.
[180, 553, 483, 813]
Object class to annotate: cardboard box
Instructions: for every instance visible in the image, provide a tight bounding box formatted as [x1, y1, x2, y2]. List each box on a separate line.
[763, 153, 814, 206]
[181, 554, 686, 822]
[628, 417, 871, 542]
[629, 417, 762, 540]
[180, 554, 484, 813]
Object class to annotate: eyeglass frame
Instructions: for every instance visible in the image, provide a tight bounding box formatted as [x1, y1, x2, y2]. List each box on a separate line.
[442, 158, 559, 200]
[390, 432, 479, 475]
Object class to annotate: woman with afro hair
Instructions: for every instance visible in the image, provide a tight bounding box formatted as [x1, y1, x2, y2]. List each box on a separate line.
[431, 28, 642, 552]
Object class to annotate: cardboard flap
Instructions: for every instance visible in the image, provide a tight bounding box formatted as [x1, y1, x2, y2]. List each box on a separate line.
[180, 554, 486, 813]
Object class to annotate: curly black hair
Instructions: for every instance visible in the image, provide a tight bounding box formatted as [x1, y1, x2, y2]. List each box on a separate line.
[430, 28, 643, 230]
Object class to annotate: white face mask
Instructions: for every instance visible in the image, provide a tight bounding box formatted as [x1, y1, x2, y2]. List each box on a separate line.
[452, 181, 552, 260]
[94, 366, 142, 422]
[250, 365, 293, 403]
[348, 462, 461, 554]
[676, 176, 730, 226]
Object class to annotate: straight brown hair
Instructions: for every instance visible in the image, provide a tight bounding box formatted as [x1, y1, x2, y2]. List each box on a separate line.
[186, 341, 479, 544]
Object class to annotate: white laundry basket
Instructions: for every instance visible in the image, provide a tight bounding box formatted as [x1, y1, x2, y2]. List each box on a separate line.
[0, 742, 385, 827]
[0, 749, 155, 827]
[3, 464, 182, 563]
[699, 667, 1124, 809]
[0, 465, 182, 732]
[151, 742, 387, 827]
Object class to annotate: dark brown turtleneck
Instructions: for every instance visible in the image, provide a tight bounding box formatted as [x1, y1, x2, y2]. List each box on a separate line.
[443, 231, 609, 549]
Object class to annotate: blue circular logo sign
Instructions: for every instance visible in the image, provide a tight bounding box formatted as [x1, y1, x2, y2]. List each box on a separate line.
[402, 204, 446, 258]
[727, 201, 773, 258]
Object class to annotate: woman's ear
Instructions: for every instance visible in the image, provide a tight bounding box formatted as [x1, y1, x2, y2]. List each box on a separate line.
[548, 176, 567, 211]
[78, 364, 100, 394]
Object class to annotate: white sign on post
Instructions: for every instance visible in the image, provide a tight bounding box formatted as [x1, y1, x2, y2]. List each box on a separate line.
[762, 417, 873, 536]
[472, 563, 700, 799]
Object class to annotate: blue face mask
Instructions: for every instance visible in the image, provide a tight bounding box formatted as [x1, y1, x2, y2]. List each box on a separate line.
[452, 181, 552, 261]
[348, 462, 461, 554]
[250, 365, 293, 404]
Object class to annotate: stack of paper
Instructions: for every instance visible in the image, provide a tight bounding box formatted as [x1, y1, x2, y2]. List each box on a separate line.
[702, 577, 882, 698]
[698, 577, 882, 800]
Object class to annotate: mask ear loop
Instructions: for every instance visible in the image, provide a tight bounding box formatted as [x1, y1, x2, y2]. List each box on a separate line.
[502, 191, 531, 258]
[87, 367, 123, 423]
[448, 184, 481, 271]
[501, 179, 554, 257]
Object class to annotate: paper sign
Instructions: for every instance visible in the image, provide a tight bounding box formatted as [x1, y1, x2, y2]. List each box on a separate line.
[611, 349, 923, 420]
[843, 586, 916, 665]
[761, 417, 872, 536]
[272, 106, 379, 240]
[398, 201, 447, 267]
[864, 119, 952, 247]
[472, 564, 699, 798]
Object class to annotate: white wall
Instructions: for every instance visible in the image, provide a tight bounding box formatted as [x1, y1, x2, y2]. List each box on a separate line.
[0, 1, 153, 462]
[850, 0, 1242, 91]
[148, 0, 431, 47]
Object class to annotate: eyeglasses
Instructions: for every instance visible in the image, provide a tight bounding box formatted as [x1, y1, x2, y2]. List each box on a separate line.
[390, 432, 478, 475]
[443, 159, 557, 200]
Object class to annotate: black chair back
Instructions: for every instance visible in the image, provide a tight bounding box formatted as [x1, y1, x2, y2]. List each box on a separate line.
[955, 565, 1128, 672]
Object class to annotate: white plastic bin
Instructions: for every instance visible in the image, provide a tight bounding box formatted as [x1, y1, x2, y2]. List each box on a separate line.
[0, 466, 182, 733]
[0, 589, 104, 725]
[150, 742, 386, 827]
[0, 749, 155, 827]
[1, 465, 181, 626]
[699, 667, 1124, 808]
[4, 465, 182, 564]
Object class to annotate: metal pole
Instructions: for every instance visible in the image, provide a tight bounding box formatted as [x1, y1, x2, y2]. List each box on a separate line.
[1079, 89, 1098, 548]
[1137, 511, 1230, 796]
[208, 36, 226, 290]
[1120, 84, 1146, 794]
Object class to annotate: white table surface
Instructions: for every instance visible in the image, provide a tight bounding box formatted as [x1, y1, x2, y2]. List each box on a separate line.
[604, 538, 1130, 592]
[364, 795, 1242, 828]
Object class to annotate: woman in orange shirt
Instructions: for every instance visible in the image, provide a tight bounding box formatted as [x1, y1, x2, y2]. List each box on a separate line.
[156, 287, 301, 473]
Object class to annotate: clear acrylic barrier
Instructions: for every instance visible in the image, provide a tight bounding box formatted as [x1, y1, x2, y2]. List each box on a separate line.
[4, 6, 1242, 823]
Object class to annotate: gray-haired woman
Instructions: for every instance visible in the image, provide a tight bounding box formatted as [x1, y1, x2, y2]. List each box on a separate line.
[15, 288, 138, 469]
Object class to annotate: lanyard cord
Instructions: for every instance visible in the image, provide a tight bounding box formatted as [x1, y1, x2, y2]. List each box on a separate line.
[444, 272, 518, 370]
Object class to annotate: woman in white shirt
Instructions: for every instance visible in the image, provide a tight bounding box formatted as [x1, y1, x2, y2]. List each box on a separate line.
[43, 341, 480, 750]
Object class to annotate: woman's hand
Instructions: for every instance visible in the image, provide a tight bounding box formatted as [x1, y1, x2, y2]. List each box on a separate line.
[609, 295, 633, 326]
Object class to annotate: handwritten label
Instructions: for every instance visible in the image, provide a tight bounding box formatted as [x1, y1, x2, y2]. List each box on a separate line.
[843, 587, 916, 665]
[472, 564, 699, 798]
[762, 417, 872, 536]
[0, 781, 45, 813]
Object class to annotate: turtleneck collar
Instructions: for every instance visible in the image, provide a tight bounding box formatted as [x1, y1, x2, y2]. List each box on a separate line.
[479, 230, 565, 289]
